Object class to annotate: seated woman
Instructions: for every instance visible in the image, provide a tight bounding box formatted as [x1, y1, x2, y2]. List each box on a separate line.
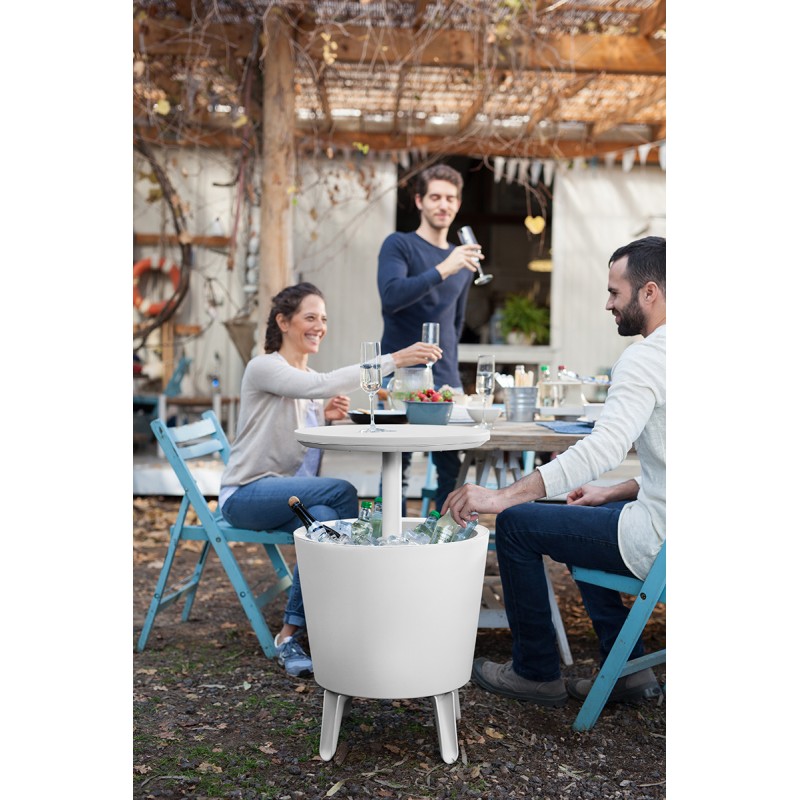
[218, 281, 441, 676]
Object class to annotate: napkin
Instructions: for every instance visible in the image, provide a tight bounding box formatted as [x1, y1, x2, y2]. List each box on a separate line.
[536, 421, 594, 434]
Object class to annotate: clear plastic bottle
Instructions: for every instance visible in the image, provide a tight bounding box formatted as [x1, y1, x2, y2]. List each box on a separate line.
[452, 518, 479, 542]
[539, 364, 553, 407]
[350, 501, 374, 544]
[412, 510, 440, 537]
[371, 496, 383, 538]
[430, 510, 461, 544]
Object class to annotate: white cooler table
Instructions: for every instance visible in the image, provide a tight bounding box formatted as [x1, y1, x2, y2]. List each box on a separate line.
[293, 422, 490, 764]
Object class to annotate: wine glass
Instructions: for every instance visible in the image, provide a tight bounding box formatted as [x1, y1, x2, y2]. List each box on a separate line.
[360, 341, 384, 433]
[457, 225, 494, 286]
[421, 322, 440, 371]
[475, 354, 496, 429]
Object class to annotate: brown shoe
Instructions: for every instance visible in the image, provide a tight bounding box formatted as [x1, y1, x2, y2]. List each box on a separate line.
[566, 668, 662, 704]
[471, 658, 568, 707]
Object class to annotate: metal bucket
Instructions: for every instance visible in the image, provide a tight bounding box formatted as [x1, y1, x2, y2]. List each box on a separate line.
[504, 386, 538, 422]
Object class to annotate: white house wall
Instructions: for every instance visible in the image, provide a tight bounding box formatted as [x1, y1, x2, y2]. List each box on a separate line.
[133, 147, 252, 398]
[293, 158, 398, 402]
[551, 165, 666, 378]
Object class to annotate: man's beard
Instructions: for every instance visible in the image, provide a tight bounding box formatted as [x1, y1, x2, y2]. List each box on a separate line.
[616, 295, 646, 337]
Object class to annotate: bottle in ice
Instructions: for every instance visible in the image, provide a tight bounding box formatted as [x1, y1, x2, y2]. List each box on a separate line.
[288, 495, 342, 541]
[350, 500, 374, 544]
[430, 510, 461, 544]
[412, 510, 440, 537]
[370, 496, 383, 538]
[452, 517, 479, 542]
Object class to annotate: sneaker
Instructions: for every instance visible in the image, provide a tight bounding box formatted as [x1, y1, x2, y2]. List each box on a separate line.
[471, 658, 568, 707]
[274, 633, 313, 677]
[567, 667, 661, 704]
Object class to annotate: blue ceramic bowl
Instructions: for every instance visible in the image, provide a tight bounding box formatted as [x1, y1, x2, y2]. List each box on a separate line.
[403, 400, 454, 425]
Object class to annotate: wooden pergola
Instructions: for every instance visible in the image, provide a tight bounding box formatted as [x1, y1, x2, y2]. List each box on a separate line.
[133, 0, 666, 344]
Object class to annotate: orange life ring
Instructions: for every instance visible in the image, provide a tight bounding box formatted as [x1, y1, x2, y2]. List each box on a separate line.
[133, 257, 181, 316]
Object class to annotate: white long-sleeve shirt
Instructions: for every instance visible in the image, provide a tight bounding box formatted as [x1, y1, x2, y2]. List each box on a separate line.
[538, 325, 666, 579]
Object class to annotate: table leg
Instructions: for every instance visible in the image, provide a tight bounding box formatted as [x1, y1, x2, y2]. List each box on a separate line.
[381, 450, 403, 537]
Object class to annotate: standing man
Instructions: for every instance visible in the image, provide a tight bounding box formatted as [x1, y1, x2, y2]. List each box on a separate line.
[444, 236, 666, 708]
[377, 163, 484, 512]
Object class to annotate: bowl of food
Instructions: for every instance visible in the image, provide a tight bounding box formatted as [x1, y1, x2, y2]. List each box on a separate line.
[404, 400, 454, 425]
[466, 405, 502, 425]
[401, 388, 455, 425]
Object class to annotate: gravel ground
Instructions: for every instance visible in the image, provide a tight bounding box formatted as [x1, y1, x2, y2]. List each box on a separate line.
[133, 496, 666, 799]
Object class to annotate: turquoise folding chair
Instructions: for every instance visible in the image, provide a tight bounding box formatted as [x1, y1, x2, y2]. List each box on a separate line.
[137, 410, 295, 659]
[570, 543, 666, 731]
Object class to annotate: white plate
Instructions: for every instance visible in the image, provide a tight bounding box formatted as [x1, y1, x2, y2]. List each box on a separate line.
[536, 405, 584, 418]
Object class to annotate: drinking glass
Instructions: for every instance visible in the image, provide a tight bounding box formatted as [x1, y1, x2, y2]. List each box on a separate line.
[457, 225, 494, 286]
[360, 341, 384, 433]
[475, 354, 496, 429]
[421, 322, 440, 370]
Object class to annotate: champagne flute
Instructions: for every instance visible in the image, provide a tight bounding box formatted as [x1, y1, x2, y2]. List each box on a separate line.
[360, 341, 384, 433]
[421, 322, 440, 371]
[475, 354, 496, 429]
[457, 225, 494, 286]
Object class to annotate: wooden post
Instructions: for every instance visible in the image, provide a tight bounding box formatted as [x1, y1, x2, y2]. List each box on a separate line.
[161, 320, 174, 391]
[258, 8, 296, 341]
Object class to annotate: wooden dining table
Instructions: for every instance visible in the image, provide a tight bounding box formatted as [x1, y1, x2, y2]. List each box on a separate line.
[453, 419, 591, 489]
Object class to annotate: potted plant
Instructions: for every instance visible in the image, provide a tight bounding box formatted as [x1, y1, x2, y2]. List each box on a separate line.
[498, 294, 550, 345]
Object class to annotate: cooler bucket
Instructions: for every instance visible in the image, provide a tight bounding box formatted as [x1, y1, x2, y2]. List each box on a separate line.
[504, 386, 538, 422]
[294, 521, 489, 699]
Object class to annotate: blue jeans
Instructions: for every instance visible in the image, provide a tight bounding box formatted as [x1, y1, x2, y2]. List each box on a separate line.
[494, 500, 644, 682]
[220, 476, 358, 628]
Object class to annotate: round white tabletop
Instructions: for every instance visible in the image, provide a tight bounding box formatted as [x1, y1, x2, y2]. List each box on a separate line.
[294, 423, 490, 536]
[294, 423, 488, 452]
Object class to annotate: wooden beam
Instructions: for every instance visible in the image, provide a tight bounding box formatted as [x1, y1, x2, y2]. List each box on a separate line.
[297, 130, 664, 163]
[637, 0, 667, 37]
[135, 19, 665, 76]
[134, 233, 232, 249]
[258, 7, 296, 340]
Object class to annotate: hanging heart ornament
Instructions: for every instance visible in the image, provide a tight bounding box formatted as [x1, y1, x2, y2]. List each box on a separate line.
[524, 215, 546, 234]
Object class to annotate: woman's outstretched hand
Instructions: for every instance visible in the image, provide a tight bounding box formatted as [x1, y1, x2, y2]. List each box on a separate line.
[392, 341, 442, 368]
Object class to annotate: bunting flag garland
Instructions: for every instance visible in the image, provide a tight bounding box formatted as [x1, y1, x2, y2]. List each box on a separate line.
[621, 149, 636, 172]
[530, 159, 543, 185]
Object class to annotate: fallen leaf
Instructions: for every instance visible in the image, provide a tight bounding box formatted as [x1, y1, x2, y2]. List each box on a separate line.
[325, 779, 345, 796]
[197, 762, 222, 774]
[259, 744, 278, 755]
[485, 727, 505, 739]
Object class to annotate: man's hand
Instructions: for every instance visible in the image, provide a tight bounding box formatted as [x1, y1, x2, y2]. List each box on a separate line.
[442, 483, 511, 527]
[324, 394, 350, 421]
[566, 478, 639, 506]
[437, 244, 484, 279]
